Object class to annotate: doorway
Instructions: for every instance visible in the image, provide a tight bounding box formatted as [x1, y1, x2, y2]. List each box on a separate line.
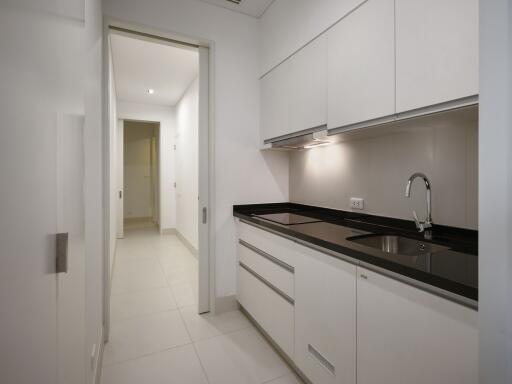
[122, 120, 160, 231]
[105, 24, 213, 345]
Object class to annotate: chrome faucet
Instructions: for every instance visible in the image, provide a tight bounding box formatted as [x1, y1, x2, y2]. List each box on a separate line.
[405, 173, 433, 237]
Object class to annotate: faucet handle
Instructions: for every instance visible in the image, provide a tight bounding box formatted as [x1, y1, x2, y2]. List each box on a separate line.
[412, 210, 424, 232]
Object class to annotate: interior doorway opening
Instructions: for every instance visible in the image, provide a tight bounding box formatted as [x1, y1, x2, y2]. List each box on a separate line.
[105, 24, 212, 342]
[122, 120, 160, 232]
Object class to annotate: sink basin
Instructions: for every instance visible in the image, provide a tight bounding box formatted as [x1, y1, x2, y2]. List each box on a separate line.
[348, 234, 449, 256]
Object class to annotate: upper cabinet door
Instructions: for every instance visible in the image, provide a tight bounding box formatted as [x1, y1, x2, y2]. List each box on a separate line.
[289, 35, 328, 134]
[395, 0, 479, 113]
[261, 35, 327, 144]
[327, 0, 395, 129]
[261, 60, 291, 144]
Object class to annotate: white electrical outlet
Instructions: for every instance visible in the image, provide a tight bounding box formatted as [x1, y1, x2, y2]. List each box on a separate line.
[350, 197, 365, 210]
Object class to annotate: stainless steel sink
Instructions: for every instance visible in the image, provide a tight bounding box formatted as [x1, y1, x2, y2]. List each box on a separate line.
[348, 234, 449, 256]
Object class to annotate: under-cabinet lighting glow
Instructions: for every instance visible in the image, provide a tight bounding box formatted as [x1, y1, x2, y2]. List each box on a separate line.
[303, 140, 333, 149]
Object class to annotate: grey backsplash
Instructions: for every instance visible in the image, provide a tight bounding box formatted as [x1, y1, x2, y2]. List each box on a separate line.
[289, 108, 478, 230]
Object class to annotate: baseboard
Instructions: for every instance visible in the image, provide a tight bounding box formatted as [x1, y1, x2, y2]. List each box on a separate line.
[239, 304, 311, 384]
[176, 231, 198, 259]
[161, 228, 177, 235]
[124, 216, 152, 223]
[214, 294, 238, 314]
[93, 328, 105, 384]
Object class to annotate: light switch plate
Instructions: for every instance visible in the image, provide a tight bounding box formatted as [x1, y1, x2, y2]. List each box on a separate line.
[350, 197, 365, 210]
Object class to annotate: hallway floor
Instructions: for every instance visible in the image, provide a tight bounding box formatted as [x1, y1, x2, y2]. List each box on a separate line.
[101, 226, 302, 384]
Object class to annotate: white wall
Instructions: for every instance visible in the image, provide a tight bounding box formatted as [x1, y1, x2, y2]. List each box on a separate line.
[175, 78, 199, 250]
[104, 0, 290, 302]
[123, 122, 156, 219]
[117, 101, 177, 230]
[85, 0, 105, 382]
[479, 0, 512, 383]
[260, 0, 365, 75]
[290, 109, 478, 229]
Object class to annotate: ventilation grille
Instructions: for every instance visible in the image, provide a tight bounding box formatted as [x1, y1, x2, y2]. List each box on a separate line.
[225, 0, 243, 4]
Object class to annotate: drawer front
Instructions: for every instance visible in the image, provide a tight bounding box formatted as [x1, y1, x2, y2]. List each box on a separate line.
[238, 239, 294, 299]
[238, 264, 294, 358]
[238, 221, 297, 268]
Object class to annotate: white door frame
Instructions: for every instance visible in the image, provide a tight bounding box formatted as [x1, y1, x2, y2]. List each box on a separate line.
[103, 19, 215, 340]
[116, 119, 124, 239]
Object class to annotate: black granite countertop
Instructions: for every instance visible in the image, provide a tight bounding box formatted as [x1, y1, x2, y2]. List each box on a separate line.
[233, 203, 478, 303]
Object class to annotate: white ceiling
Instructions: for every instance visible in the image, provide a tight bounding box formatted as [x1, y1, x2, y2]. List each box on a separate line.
[199, 0, 275, 18]
[110, 33, 199, 106]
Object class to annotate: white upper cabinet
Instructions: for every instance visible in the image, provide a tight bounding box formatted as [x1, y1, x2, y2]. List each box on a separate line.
[356, 267, 478, 384]
[260, 0, 366, 75]
[289, 35, 328, 134]
[261, 35, 328, 144]
[395, 0, 479, 113]
[328, 0, 395, 129]
[261, 60, 291, 143]
[294, 247, 356, 384]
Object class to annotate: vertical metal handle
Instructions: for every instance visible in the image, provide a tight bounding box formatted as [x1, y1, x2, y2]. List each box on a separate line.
[119, 190, 122, 199]
[202, 207, 207, 224]
[56, 232, 69, 273]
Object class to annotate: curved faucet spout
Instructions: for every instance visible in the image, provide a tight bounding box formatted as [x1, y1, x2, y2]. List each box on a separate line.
[405, 173, 433, 233]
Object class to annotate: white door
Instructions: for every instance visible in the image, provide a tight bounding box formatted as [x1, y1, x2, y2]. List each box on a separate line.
[0, 2, 86, 384]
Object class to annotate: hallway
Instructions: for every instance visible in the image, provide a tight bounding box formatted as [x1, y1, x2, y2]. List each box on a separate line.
[101, 227, 301, 384]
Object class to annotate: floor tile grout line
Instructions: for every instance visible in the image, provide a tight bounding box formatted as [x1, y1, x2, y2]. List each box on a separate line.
[106, 228, 210, 380]
[110, 284, 169, 296]
[176, 304, 212, 384]
[102, 340, 195, 369]
[111, 306, 181, 324]
[110, 285, 175, 297]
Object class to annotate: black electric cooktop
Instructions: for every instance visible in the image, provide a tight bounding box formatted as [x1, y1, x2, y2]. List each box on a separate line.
[253, 212, 322, 225]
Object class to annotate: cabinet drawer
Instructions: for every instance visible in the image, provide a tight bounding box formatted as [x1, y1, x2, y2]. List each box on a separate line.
[238, 239, 294, 299]
[238, 264, 294, 358]
[238, 221, 297, 268]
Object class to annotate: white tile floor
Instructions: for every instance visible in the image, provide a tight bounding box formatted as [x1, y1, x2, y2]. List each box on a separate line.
[102, 226, 303, 384]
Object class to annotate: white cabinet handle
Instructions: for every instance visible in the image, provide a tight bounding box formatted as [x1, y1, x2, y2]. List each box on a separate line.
[239, 262, 294, 305]
[239, 239, 294, 273]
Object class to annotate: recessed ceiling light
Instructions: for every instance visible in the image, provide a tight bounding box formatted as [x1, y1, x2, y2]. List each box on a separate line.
[146, 88, 155, 95]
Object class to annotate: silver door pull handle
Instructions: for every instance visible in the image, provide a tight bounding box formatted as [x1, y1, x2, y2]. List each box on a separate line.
[202, 207, 207, 224]
[56, 232, 68, 273]
[119, 190, 122, 199]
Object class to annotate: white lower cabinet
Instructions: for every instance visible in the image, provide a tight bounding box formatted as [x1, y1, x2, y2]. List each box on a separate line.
[237, 264, 294, 358]
[294, 246, 357, 384]
[236, 222, 478, 384]
[356, 266, 478, 384]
